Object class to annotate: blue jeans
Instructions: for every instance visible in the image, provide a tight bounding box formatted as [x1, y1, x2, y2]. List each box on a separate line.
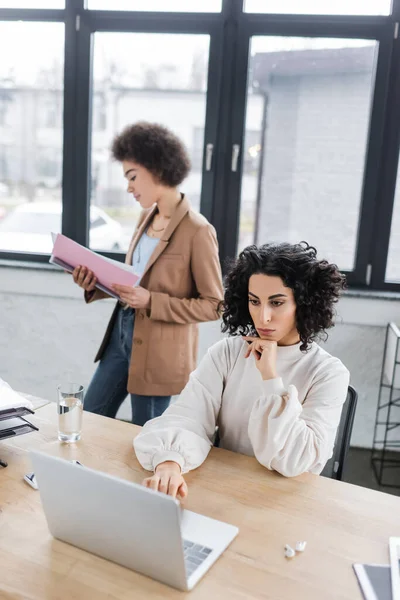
[84, 306, 171, 426]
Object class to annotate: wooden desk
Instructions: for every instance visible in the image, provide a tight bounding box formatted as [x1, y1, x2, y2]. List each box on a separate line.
[0, 404, 399, 600]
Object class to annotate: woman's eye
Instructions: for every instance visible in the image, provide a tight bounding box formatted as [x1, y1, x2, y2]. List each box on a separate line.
[130, 176, 136, 182]
[271, 301, 283, 307]
[249, 299, 259, 306]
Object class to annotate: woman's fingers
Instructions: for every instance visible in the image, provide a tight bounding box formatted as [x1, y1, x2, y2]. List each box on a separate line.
[243, 337, 264, 359]
[112, 284, 135, 295]
[142, 474, 187, 500]
[142, 476, 188, 502]
[177, 480, 188, 499]
[86, 280, 97, 292]
[78, 268, 96, 291]
[112, 284, 136, 300]
[72, 266, 97, 290]
[79, 267, 92, 287]
[82, 272, 94, 289]
[72, 266, 81, 284]
[143, 474, 160, 492]
[244, 341, 255, 358]
[252, 347, 262, 360]
[167, 474, 185, 498]
[159, 474, 170, 495]
[245, 341, 259, 359]
[87, 277, 97, 292]
[167, 479, 178, 498]
[244, 339, 264, 361]
[119, 296, 135, 308]
[77, 267, 87, 286]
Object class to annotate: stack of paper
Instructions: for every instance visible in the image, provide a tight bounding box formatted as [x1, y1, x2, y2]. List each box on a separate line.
[0, 378, 33, 411]
[0, 378, 37, 446]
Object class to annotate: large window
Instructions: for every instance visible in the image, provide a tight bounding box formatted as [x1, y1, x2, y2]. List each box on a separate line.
[87, 0, 222, 11]
[1, 0, 400, 293]
[386, 165, 400, 282]
[238, 36, 378, 271]
[244, 0, 392, 16]
[0, 21, 64, 255]
[90, 32, 210, 251]
[0, 1, 64, 5]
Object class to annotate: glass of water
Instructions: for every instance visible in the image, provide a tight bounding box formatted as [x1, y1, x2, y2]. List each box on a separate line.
[57, 383, 85, 442]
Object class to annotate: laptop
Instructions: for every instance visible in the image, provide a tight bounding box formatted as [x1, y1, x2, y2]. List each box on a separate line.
[30, 451, 239, 591]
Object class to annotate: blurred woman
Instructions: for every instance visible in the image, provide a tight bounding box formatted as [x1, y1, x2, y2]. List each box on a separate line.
[72, 122, 223, 426]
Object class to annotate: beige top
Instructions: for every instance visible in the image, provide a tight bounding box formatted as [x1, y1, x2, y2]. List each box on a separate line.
[134, 337, 350, 477]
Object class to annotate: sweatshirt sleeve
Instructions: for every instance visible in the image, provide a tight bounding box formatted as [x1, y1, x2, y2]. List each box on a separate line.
[149, 224, 223, 324]
[133, 339, 231, 473]
[248, 360, 350, 477]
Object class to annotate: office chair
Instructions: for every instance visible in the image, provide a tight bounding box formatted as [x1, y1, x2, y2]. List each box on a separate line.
[214, 385, 358, 482]
[321, 385, 358, 481]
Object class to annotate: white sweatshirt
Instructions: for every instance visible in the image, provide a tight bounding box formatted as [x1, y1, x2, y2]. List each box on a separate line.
[133, 337, 350, 478]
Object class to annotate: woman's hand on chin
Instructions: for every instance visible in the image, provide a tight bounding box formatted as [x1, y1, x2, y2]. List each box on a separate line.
[243, 336, 278, 381]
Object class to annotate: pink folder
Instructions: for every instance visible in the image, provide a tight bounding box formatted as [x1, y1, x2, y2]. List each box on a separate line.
[50, 234, 139, 299]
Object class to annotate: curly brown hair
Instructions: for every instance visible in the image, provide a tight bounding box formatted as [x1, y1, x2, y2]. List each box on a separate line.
[221, 242, 346, 352]
[111, 121, 191, 187]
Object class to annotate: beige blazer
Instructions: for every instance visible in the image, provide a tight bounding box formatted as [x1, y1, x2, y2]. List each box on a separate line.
[86, 196, 223, 396]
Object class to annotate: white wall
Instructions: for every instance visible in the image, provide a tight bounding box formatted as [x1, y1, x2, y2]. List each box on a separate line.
[0, 263, 397, 448]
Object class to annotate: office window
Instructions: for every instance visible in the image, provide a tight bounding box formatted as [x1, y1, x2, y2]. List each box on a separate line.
[0, 91, 13, 127]
[0, 146, 8, 180]
[192, 127, 205, 172]
[90, 32, 210, 251]
[0, 0, 65, 6]
[237, 36, 378, 270]
[193, 127, 261, 175]
[87, 0, 222, 11]
[39, 91, 63, 129]
[36, 147, 62, 182]
[244, 0, 391, 16]
[385, 164, 400, 282]
[0, 21, 64, 255]
[243, 130, 262, 175]
[93, 93, 107, 131]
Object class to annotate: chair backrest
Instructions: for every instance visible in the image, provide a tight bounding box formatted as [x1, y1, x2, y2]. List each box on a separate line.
[321, 385, 358, 481]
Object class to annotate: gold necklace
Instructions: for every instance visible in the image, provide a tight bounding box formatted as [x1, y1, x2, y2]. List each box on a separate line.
[150, 222, 166, 232]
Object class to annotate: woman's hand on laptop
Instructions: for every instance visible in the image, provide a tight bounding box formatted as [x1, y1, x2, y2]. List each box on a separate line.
[143, 461, 188, 500]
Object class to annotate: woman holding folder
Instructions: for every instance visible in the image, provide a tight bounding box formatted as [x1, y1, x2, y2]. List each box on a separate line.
[72, 122, 223, 426]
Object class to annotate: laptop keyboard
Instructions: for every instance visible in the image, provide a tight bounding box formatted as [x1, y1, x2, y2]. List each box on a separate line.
[183, 539, 213, 578]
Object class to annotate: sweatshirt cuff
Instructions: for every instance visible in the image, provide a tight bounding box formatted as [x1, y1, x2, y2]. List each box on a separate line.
[262, 377, 286, 396]
[152, 451, 185, 472]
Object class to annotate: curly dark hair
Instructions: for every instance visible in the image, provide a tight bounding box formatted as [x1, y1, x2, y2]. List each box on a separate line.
[111, 121, 191, 187]
[221, 242, 346, 352]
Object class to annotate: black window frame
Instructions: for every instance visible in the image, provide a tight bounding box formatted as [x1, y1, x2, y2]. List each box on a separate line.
[0, 0, 400, 293]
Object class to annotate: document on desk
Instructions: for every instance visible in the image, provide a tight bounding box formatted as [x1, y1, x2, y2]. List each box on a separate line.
[50, 233, 139, 299]
[353, 564, 391, 600]
[0, 377, 34, 412]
